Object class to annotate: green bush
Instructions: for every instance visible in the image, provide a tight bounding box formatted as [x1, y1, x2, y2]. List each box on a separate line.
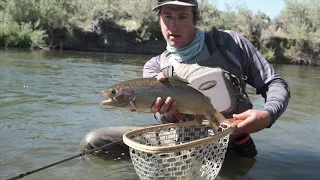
[0, 0, 318, 65]
[260, 46, 276, 62]
[0, 21, 46, 48]
[270, 0, 319, 48]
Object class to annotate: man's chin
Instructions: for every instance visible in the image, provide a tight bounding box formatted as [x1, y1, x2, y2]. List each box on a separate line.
[168, 41, 184, 48]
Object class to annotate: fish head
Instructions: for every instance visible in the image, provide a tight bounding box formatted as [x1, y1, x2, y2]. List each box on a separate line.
[101, 86, 135, 107]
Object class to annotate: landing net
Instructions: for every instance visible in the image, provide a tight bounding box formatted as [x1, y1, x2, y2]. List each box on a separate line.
[123, 120, 233, 180]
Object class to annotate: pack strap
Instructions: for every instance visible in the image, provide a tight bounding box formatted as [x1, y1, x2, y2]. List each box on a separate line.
[210, 27, 250, 99]
[205, 31, 214, 56]
[211, 27, 242, 72]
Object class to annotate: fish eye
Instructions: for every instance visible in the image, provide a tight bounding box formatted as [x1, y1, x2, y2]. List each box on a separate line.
[110, 89, 116, 94]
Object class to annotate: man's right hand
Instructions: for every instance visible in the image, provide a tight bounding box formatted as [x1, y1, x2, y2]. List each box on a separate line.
[148, 72, 205, 123]
[150, 72, 180, 119]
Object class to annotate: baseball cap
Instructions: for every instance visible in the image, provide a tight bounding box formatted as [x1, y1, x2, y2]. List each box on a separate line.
[152, 0, 198, 11]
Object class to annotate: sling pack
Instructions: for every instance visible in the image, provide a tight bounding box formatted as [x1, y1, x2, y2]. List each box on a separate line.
[159, 27, 252, 118]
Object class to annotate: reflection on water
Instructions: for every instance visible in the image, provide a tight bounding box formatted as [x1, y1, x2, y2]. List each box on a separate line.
[0, 49, 319, 180]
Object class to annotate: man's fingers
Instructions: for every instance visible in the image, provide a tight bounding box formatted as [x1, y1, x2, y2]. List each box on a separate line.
[157, 72, 166, 82]
[165, 101, 178, 116]
[233, 110, 252, 120]
[234, 115, 255, 134]
[233, 110, 272, 134]
[159, 97, 173, 114]
[151, 97, 163, 114]
[151, 96, 176, 116]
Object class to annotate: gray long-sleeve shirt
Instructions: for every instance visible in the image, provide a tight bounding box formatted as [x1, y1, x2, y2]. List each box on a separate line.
[143, 29, 290, 127]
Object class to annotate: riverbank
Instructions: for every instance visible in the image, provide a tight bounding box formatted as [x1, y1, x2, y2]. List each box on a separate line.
[7, 24, 318, 66]
[43, 24, 166, 55]
[0, 0, 319, 66]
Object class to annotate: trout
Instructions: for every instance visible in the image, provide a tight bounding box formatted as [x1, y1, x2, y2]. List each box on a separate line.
[100, 77, 225, 133]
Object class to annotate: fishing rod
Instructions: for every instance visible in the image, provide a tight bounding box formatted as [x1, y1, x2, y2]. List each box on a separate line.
[5, 139, 124, 180]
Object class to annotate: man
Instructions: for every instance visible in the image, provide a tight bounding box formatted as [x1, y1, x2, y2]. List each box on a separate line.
[80, 0, 290, 159]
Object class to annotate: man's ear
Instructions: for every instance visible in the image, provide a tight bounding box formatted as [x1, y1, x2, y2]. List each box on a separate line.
[156, 9, 161, 24]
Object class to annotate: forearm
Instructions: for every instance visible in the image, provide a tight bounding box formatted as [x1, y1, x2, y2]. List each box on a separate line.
[224, 31, 291, 126]
[143, 56, 161, 78]
[262, 78, 290, 126]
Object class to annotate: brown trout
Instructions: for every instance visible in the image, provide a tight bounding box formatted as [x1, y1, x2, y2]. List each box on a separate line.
[100, 77, 225, 133]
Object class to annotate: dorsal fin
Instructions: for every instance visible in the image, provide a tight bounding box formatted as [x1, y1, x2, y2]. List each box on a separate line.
[169, 76, 189, 84]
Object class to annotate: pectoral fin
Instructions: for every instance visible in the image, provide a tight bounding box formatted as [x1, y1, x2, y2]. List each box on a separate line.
[129, 96, 139, 113]
[194, 115, 204, 125]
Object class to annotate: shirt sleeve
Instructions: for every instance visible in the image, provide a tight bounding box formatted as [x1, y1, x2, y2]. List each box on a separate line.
[143, 56, 180, 123]
[223, 30, 291, 126]
[143, 56, 161, 78]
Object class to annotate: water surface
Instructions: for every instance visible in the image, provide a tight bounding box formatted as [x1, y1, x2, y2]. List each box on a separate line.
[0, 49, 319, 180]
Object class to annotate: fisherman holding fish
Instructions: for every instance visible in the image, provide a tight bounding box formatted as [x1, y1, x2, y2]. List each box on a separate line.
[80, 0, 290, 159]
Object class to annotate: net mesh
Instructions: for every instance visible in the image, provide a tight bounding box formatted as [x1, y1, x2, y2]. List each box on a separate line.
[126, 123, 231, 180]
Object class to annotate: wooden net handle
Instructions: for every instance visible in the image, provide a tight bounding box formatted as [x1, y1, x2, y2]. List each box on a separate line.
[221, 118, 242, 128]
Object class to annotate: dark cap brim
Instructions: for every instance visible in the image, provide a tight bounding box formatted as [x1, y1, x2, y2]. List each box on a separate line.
[152, 1, 196, 11]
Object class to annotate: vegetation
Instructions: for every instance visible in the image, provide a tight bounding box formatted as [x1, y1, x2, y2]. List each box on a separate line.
[0, 0, 319, 65]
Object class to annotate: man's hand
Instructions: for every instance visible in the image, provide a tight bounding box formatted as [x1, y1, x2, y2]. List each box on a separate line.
[150, 72, 179, 117]
[130, 73, 178, 117]
[233, 109, 271, 134]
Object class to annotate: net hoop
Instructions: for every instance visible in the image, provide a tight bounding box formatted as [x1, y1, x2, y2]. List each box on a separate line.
[123, 120, 237, 153]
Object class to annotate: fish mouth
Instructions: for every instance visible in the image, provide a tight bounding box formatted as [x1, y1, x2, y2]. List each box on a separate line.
[101, 98, 113, 105]
[101, 98, 128, 107]
[100, 90, 114, 105]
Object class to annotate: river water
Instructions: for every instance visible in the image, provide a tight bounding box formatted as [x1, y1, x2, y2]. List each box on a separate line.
[0, 49, 319, 180]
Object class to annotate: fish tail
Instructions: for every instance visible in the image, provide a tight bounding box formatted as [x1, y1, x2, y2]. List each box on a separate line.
[214, 111, 226, 124]
[208, 121, 219, 134]
[206, 111, 226, 134]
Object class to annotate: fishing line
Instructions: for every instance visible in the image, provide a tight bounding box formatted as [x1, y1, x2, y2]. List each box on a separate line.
[5, 139, 124, 180]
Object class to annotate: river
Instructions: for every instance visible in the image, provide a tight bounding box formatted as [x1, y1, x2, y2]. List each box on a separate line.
[0, 49, 319, 180]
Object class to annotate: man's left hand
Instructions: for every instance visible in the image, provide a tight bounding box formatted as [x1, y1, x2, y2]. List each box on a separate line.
[232, 109, 271, 134]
